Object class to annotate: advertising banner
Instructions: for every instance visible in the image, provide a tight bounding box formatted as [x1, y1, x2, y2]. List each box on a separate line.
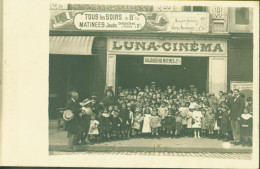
[73, 12, 146, 31]
[50, 4, 210, 33]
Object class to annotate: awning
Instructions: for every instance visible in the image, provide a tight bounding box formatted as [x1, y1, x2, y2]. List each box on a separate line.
[49, 36, 94, 55]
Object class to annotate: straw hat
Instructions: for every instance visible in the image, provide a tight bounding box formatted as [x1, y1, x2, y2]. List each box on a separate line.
[63, 110, 74, 121]
[80, 99, 92, 107]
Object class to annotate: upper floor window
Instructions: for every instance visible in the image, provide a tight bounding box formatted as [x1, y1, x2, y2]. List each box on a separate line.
[183, 6, 207, 12]
[235, 8, 249, 25]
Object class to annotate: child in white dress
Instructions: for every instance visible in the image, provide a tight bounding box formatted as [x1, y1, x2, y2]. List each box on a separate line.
[192, 105, 202, 138]
[88, 115, 99, 144]
[142, 103, 152, 138]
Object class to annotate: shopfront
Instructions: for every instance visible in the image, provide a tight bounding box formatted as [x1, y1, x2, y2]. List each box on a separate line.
[106, 37, 228, 95]
[49, 3, 253, 117]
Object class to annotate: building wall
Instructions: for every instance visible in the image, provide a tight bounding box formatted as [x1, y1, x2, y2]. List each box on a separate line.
[49, 5, 254, 95]
[92, 37, 107, 99]
[227, 35, 253, 87]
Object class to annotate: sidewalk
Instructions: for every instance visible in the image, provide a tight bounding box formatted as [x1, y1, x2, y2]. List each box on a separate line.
[49, 120, 252, 153]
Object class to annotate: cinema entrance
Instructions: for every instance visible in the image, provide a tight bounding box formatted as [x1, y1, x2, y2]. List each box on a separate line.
[106, 37, 228, 96]
[116, 55, 208, 93]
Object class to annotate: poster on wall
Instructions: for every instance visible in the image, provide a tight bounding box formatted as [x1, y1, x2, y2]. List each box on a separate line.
[230, 81, 253, 99]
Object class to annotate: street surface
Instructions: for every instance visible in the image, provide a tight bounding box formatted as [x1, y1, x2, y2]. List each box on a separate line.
[49, 151, 252, 160]
[49, 120, 252, 155]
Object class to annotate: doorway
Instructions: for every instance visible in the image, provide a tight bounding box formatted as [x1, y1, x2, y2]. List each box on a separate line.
[116, 55, 208, 93]
[49, 55, 93, 118]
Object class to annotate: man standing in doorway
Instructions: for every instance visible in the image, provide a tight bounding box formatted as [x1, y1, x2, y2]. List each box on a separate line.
[230, 89, 245, 145]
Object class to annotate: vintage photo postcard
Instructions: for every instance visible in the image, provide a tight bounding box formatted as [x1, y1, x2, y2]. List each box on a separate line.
[1, 0, 259, 168]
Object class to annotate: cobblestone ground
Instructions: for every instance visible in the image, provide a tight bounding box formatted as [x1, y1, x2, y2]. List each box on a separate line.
[49, 151, 252, 160]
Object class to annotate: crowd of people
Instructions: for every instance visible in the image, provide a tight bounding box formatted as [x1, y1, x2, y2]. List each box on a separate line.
[63, 82, 253, 151]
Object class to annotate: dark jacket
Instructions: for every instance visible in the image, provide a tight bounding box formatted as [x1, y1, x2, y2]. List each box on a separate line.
[65, 98, 81, 117]
[65, 98, 82, 133]
[230, 96, 245, 120]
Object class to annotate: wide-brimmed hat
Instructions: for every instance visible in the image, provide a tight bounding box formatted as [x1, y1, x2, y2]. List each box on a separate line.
[63, 110, 74, 121]
[80, 99, 92, 107]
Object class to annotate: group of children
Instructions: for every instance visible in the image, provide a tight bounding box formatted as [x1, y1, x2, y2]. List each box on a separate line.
[84, 84, 253, 147]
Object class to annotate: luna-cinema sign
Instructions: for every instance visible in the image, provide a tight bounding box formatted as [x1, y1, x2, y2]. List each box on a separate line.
[109, 39, 227, 56]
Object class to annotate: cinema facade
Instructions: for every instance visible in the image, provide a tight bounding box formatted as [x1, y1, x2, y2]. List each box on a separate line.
[49, 3, 253, 116]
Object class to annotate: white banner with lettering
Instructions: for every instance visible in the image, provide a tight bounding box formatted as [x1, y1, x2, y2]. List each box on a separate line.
[144, 57, 181, 65]
[108, 38, 227, 56]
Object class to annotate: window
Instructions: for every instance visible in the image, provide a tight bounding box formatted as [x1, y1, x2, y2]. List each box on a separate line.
[235, 8, 249, 25]
[193, 6, 207, 12]
[183, 6, 207, 12]
[183, 6, 192, 12]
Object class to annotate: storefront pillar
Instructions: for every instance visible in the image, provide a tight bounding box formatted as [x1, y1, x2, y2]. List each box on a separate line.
[209, 57, 227, 95]
[106, 53, 116, 92]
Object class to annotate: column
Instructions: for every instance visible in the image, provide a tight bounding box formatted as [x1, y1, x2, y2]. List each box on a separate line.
[209, 57, 227, 96]
[106, 54, 116, 92]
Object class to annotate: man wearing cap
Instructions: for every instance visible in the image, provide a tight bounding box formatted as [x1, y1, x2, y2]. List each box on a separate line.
[230, 89, 245, 145]
[65, 91, 83, 150]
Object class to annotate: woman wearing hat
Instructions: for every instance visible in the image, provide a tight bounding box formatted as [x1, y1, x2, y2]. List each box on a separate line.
[103, 88, 117, 107]
[79, 99, 93, 145]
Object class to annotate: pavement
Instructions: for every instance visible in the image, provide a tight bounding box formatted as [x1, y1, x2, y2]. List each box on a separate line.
[49, 120, 252, 153]
[49, 151, 252, 160]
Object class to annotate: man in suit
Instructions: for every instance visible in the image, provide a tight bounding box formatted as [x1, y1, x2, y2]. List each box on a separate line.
[230, 89, 245, 145]
[65, 91, 83, 150]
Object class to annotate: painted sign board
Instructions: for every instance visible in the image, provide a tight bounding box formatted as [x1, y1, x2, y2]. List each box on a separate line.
[168, 12, 209, 33]
[144, 57, 182, 65]
[108, 38, 227, 56]
[73, 12, 146, 31]
[50, 8, 211, 33]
